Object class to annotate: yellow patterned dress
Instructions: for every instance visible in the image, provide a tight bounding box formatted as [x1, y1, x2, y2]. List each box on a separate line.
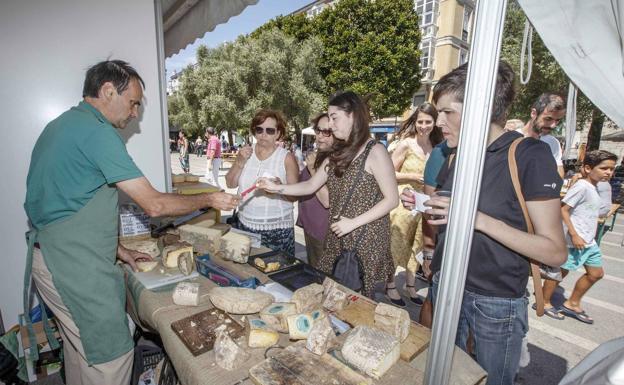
[389, 147, 426, 274]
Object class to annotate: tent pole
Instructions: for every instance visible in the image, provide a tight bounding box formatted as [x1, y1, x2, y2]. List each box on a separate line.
[423, 1, 508, 384]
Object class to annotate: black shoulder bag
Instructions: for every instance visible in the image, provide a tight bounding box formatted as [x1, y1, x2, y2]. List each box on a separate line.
[331, 141, 376, 292]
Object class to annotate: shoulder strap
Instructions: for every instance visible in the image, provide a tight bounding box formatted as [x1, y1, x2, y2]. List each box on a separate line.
[508, 137, 544, 317]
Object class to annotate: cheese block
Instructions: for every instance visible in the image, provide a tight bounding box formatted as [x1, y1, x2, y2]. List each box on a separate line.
[306, 316, 335, 355]
[374, 303, 410, 342]
[310, 308, 326, 323]
[177, 251, 195, 275]
[179, 224, 222, 255]
[161, 243, 194, 269]
[341, 325, 400, 379]
[260, 303, 297, 333]
[172, 174, 186, 184]
[214, 330, 250, 370]
[322, 277, 340, 295]
[254, 258, 280, 273]
[157, 233, 181, 252]
[219, 232, 251, 263]
[291, 283, 324, 313]
[208, 287, 274, 314]
[184, 173, 200, 182]
[322, 285, 349, 312]
[135, 261, 159, 272]
[247, 318, 279, 348]
[286, 313, 314, 340]
[187, 216, 216, 228]
[172, 282, 200, 306]
[120, 239, 160, 258]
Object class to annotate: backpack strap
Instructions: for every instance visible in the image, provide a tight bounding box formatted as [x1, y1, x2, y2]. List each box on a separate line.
[508, 137, 545, 317]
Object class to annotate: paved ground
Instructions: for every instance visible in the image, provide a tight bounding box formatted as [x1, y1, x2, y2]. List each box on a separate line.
[13, 153, 620, 385]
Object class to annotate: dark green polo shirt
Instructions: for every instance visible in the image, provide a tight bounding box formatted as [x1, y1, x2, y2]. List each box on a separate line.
[25, 101, 143, 229]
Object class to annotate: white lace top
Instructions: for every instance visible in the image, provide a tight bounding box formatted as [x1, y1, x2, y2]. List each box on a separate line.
[237, 145, 294, 230]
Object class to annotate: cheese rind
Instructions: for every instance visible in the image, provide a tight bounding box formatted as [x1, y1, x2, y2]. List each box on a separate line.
[208, 287, 274, 314]
[172, 282, 200, 306]
[305, 316, 335, 355]
[135, 261, 159, 272]
[341, 325, 400, 379]
[286, 313, 314, 340]
[176, 250, 195, 275]
[120, 239, 160, 258]
[161, 243, 194, 269]
[214, 330, 249, 370]
[247, 318, 279, 348]
[219, 232, 251, 263]
[374, 303, 410, 342]
[259, 303, 297, 333]
[322, 286, 349, 312]
[291, 283, 324, 313]
[179, 224, 222, 255]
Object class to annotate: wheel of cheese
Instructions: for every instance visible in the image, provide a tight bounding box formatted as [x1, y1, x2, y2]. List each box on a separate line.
[208, 287, 274, 314]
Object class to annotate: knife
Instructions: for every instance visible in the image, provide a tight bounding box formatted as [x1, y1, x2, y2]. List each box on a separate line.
[150, 208, 211, 237]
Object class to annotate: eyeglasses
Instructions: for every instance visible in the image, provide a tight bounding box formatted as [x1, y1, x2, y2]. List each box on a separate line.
[314, 128, 332, 137]
[254, 126, 277, 135]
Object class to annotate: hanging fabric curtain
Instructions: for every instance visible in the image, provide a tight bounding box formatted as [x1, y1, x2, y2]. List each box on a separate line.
[563, 83, 578, 160]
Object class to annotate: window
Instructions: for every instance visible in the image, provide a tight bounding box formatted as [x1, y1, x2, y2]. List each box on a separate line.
[412, 93, 426, 108]
[462, 5, 473, 42]
[415, 0, 437, 27]
[420, 38, 434, 70]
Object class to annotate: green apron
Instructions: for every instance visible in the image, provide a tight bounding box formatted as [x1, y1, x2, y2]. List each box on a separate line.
[24, 185, 133, 365]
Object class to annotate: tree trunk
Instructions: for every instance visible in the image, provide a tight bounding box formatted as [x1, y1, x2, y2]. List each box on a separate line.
[586, 108, 605, 152]
[227, 130, 234, 149]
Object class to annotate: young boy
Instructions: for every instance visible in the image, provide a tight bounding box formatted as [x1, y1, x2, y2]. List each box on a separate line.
[542, 150, 617, 324]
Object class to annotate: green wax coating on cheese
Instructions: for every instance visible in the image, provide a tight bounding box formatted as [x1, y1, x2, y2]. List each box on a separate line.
[251, 319, 267, 327]
[311, 311, 321, 320]
[296, 316, 311, 331]
[269, 305, 284, 314]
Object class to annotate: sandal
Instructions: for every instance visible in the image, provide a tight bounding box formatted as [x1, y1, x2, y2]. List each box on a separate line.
[384, 285, 406, 308]
[403, 284, 424, 305]
[532, 303, 564, 320]
[560, 305, 594, 324]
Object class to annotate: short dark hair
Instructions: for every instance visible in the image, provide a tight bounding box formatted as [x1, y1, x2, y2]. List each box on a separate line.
[583, 150, 617, 169]
[432, 61, 516, 126]
[531, 93, 566, 117]
[82, 60, 145, 98]
[250, 109, 287, 140]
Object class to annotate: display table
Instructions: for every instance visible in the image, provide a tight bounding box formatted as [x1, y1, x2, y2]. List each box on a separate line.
[126, 250, 487, 385]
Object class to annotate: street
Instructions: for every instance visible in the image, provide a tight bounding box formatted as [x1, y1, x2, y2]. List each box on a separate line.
[174, 153, 624, 385]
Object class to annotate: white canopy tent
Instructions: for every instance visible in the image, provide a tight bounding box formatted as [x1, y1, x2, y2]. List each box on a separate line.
[300, 125, 316, 149]
[425, 0, 624, 384]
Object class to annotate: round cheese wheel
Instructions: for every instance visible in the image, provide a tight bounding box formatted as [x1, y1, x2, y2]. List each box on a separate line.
[208, 287, 274, 314]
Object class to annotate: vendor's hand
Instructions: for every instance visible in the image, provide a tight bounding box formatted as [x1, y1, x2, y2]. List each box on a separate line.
[117, 245, 152, 272]
[256, 177, 284, 194]
[207, 192, 240, 210]
[571, 234, 586, 250]
[235, 145, 252, 166]
[400, 187, 416, 210]
[424, 195, 450, 225]
[330, 216, 357, 237]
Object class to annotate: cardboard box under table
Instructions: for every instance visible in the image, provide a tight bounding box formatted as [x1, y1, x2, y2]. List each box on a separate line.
[126, 250, 486, 385]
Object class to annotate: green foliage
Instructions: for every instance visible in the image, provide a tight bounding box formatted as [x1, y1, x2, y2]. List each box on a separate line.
[168, 29, 325, 139]
[501, 1, 598, 128]
[251, 13, 315, 43]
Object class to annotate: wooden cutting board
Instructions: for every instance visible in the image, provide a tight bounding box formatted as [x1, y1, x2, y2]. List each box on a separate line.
[249, 341, 372, 385]
[336, 295, 431, 362]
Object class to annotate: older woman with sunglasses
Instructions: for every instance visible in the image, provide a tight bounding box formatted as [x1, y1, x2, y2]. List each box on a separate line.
[225, 109, 299, 257]
[296, 113, 333, 267]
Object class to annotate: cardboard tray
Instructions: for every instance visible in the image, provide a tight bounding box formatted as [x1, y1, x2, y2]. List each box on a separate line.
[267, 263, 328, 291]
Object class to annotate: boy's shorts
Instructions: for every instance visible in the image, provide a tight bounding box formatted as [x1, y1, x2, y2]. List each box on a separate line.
[561, 244, 603, 271]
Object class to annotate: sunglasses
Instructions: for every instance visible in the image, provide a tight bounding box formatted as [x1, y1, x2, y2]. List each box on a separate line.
[314, 128, 332, 137]
[254, 126, 277, 135]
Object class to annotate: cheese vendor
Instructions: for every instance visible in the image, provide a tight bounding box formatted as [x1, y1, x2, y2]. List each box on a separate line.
[23, 60, 240, 385]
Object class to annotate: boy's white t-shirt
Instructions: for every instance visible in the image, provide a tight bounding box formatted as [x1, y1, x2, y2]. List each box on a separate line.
[562, 179, 601, 247]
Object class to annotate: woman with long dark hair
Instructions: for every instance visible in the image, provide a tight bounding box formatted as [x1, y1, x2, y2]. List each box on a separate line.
[257, 91, 398, 297]
[386, 103, 443, 306]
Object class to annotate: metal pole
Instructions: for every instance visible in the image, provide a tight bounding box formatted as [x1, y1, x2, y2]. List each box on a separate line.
[423, 1, 508, 384]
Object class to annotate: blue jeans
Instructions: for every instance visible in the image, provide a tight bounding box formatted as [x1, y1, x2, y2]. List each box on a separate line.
[431, 272, 528, 385]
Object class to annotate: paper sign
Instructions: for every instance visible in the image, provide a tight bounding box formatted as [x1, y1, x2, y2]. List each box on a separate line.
[411, 191, 431, 215]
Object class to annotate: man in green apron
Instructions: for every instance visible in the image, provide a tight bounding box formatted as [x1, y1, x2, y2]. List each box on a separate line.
[24, 60, 240, 385]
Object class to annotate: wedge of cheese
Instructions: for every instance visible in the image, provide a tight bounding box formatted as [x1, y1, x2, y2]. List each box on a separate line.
[179, 224, 222, 255]
[161, 243, 194, 269]
[259, 303, 297, 333]
[176, 251, 195, 275]
[322, 277, 340, 295]
[374, 303, 410, 342]
[172, 282, 200, 306]
[286, 313, 314, 340]
[120, 239, 160, 258]
[341, 325, 400, 379]
[322, 285, 349, 312]
[208, 287, 274, 314]
[135, 261, 159, 272]
[219, 232, 251, 263]
[247, 318, 279, 348]
[291, 283, 324, 313]
[214, 330, 249, 370]
[306, 316, 335, 355]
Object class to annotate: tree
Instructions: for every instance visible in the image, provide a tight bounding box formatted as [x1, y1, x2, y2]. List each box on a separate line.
[255, 0, 421, 118]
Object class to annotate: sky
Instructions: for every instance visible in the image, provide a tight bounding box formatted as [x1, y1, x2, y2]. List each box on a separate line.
[165, 0, 313, 78]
